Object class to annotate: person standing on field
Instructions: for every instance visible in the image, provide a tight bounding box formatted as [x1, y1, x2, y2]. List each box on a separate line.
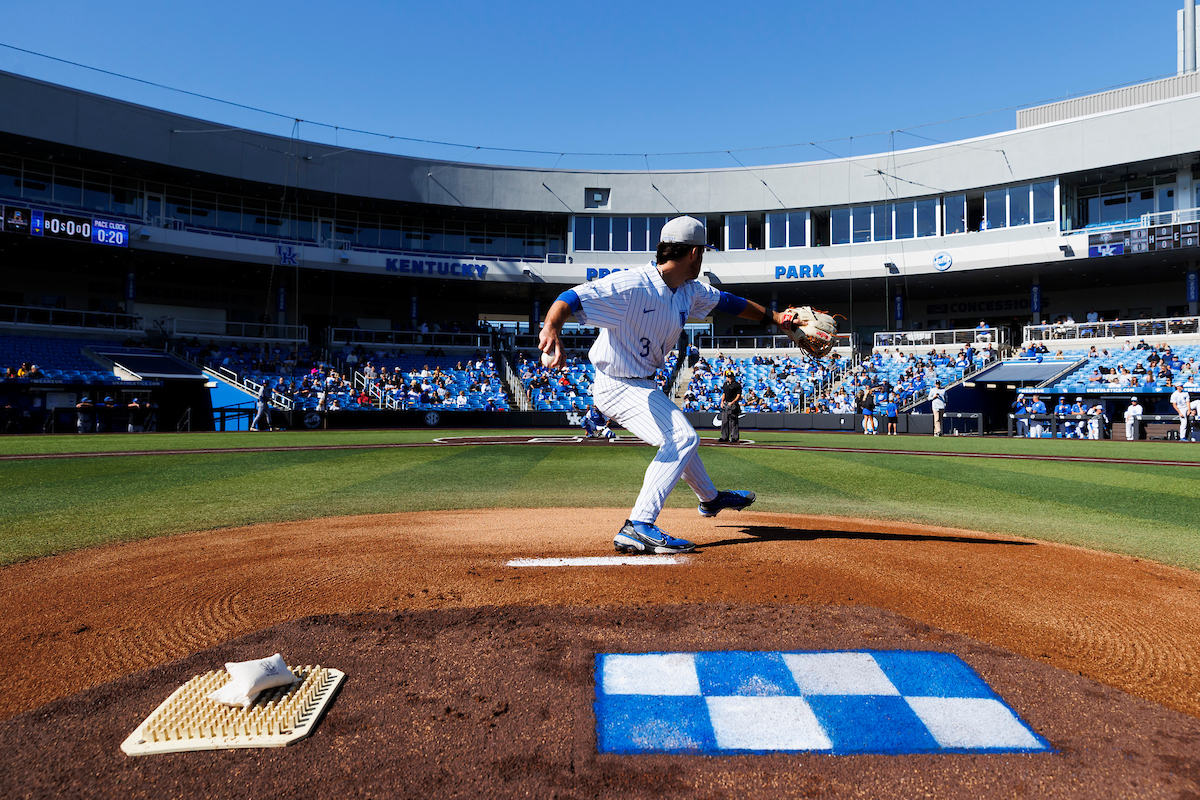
[538, 216, 826, 555]
[930, 382, 946, 436]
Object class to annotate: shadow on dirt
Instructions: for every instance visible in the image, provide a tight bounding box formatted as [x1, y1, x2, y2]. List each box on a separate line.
[700, 524, 1037, 550]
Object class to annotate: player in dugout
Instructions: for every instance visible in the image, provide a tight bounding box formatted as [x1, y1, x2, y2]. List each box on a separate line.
[538, 215, 834, 555]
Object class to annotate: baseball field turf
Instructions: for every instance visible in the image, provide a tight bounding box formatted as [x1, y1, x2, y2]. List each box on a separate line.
[2, 429, 1198, 570]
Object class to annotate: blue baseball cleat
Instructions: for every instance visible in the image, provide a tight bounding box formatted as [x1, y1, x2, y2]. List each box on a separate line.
[698, 490, 756, 518]
[614, 520, 695, 554]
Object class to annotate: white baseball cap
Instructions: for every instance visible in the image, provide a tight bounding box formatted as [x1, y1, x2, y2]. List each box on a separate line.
[659, 215, 717, 250]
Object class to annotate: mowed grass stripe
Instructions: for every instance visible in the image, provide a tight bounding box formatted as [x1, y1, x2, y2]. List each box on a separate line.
[2, 439, 1198, 569]
[0, 448, 457, 563]
[704, 448, 1200, 568]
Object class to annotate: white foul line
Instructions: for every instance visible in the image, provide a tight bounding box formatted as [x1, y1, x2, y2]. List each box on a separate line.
[506, 556, 689, 567]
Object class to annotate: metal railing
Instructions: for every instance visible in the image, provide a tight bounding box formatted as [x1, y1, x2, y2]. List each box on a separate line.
[328, 327, 493, 350]
[1141, 208, 1200, 227]
[0, 304, 145, 333]
[874, 327, 1009, 349]
[198, 363, 294, 411]
[501, 353, 532, 412]
[153, 317, 308, 342]
[698, 332, 857, 352]
[1022, 314, 1200, 343]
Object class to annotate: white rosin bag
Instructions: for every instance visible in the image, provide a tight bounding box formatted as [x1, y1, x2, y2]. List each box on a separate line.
[207, 653, 298, 709]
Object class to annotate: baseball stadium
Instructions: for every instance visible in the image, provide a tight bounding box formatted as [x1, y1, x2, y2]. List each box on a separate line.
[4, 6, 1200, 797]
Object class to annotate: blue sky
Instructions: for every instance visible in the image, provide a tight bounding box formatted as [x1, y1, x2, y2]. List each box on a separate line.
[0, 1, 1189, 170]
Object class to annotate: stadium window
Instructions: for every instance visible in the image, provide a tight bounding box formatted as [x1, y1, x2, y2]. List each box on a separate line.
[831, 207, 850, 245]
[427, 222, 447, 253]
[629, 216, 648, 251]
[168, 193, 191, 225]
[0, 157, 19, 200]
[592, 217, 611, 252]
[243, 200, 267, 235]
[1100, 193, 1128, 224]
[217, 197, 241, 231]
[52, 167, 82, 207]
[852, 206, 871, 243]
[464, 225, 487, 255]
[767, 212, 786, 248]
[573, 216, 592, 251]
[294, 211, 314, 243]
[22, 169, 52, 203]
[189, 191, 215, 227]
[787, 211, 807, 247]
[403, 222, 428, 251]
[727, 215, 747, 250]
[355, 214, 379, 246]
[1009, 186, 1030, 226]
[984, 188, 1007, 229]
[483, 224, 506, 256]
[524, 234, 548, 257]
[612, 217, 630, 252]
[1158, 186, 1175, 214]
[82, 172, 111, 213]
[916, 198, 938, 237]
[1128, 187, 1154, 220]
[649, 217, 666, 249]
[442, 222, 464, 253]
[944, 194, 966, 234]
[504, 228, 525, 257]
[1032, 181, 1055, 223]
[895, 201, 914, 239]
[872, 204, 892, 242]
[379, 218, 402, 249]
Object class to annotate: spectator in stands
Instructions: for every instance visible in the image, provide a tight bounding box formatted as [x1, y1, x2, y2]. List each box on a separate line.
[1124, 397, 1143, 440]
[75, 395, 94, 434]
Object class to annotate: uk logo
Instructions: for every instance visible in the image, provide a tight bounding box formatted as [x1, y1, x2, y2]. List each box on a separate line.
[276, 245, 299, 266]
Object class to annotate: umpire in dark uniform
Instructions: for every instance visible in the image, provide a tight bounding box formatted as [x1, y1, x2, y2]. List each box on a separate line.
[719, 369, 742, 443]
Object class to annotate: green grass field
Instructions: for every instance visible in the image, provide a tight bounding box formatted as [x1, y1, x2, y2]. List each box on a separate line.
[2, 429, 1199, 570]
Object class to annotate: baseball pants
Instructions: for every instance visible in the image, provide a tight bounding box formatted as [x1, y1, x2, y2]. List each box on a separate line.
[593, 372, 717, 524]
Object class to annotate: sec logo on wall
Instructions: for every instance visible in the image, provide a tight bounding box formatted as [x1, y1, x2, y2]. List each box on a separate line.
[425, 411, 441, 427]
[933, 252, 953, 272]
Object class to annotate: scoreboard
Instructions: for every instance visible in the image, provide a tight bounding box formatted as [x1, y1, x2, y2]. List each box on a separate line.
[1, 205, 128, 248]
[1089, 222, 1200, 258]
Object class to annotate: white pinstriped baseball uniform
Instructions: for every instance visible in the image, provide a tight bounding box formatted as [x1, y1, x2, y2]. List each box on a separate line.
[572, 261, 720, 523]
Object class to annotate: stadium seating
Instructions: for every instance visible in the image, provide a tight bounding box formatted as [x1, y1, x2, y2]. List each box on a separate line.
[1035, 344, 1200, 395]
[0, 334, 127, 383]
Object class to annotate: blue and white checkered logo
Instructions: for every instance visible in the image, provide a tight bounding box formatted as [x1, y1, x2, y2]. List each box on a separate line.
[595, 650, 1050, 755]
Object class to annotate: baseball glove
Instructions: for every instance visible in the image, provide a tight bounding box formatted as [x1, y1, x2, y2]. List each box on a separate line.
[779, 306, 838, 357]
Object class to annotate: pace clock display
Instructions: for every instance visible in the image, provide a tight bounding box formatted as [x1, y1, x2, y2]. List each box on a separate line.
[1, 206, 128, 248]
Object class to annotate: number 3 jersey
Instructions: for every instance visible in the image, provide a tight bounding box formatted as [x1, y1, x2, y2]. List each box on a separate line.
[572, 262, 721, 379]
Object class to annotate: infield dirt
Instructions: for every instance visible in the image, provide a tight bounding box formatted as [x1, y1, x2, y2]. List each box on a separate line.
[2, 508, 1199, 798]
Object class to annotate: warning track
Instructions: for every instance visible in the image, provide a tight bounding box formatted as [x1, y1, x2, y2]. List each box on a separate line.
[2, 434, 1197, 468]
